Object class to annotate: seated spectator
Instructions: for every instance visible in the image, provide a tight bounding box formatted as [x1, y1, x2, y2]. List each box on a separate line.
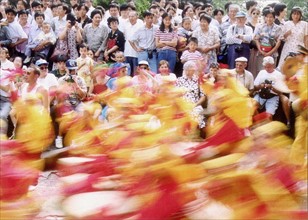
[51, 55, 68, 79]
[132, 60, 156, 94]
[253, 56, 286, 120]
[154, 60, 177, 85]
[76, 4, 92, 28]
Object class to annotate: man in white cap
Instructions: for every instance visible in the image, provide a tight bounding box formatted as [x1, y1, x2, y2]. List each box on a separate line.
[253, 56, 285, 119]
[226, 11, 253, 69]
[232, 57, 254, 96]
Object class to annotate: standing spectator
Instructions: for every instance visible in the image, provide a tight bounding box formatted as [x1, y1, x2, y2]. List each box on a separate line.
[104, 16, 125, 62]
[192, 14, 220, 71]
[50, 4, 59, 18]
[83, 10, 108, 62]
[278, 7, 308, 69]
[29, 1, 43, 25]
[213, 8, 224, 26]
[85, 0, 95, 18]
[245, 0, 258, 23]
[226, 11, 253, 69]
[149, 4, 161, 26]
[247, 7, 261, 78]
[231, 57, 254, 95]
[5, 7, 28, 57]
[41, 0, 53, 21]
[51, 3, 70, 37]
[155, 12, 178, 73]
[124, 11, 143, 76]
[58, 13, 83, 60]
[254, 9, 282, 74]
[182, 6, 198, 31]
[102, 3, 120, 26]
[130, 11, 158, 73]
[76, 4, 92, 28]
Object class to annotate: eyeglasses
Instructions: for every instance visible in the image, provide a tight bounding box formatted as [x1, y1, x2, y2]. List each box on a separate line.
[252, 12, 260, 15]
[39, 66, 48, 70]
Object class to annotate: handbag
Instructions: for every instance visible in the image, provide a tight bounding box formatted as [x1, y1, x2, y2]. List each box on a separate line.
[260, 45, 272, 53]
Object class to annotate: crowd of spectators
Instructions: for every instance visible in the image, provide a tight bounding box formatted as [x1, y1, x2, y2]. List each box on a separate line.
[0, 0, 307, 147]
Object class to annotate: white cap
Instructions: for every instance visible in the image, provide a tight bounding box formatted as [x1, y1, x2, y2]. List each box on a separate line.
[235, 57, 248, 62]
[138, 60, 149, 66]
[262, 56, 275, 66]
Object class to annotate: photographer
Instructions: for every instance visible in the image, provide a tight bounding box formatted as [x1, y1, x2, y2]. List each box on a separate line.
[253, 56, 286, 119]
[226, 11, 253, 69]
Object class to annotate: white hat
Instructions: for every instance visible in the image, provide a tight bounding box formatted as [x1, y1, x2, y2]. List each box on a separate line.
[138, 60, 149, 66]
[235, 57, 248, 62]
[262, 56, 275, 66]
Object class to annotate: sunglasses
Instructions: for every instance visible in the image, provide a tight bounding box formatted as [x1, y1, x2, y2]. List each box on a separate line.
[39, 66, 48, 70]
[252, 12, 260, 15]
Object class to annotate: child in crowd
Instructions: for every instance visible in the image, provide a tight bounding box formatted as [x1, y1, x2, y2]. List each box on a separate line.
[177, 16, 193, 52]
[24, 22, 56, 63]
[154, 60, 177, 85]
[76, 43, 94, 93]
[204, 62, 220, 83]
[0, 47, 14, 71]
[180, 37, 203, 64]
[110, 51, 131, 76]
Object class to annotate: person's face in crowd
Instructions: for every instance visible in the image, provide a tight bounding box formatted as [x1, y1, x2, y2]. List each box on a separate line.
[70, 0, 78, 7]
[35, 15, 44, 26]
[168, 8, 176, 18]
[87, 50, 94, 59]
[6, 12, 15, 23]
[19, 13, 28, 24]
[172, 0, 179, 9]
[186, 7, 194, 18]
[115, 52, 125, 63]
[281, 8, 287, 19]
[159, 0, 166, 8]
[200, 18, 209, 31]
[144, 15, 153, 27]
[109, 7, 119, 17]
[182, 19, 191, 30]
[42, 0, 49, 8]
[210, 67, 219, 77]
[163, 16, 172, 28]
[236, 17, 246, 27]
[214, 11, 223, 23]
[24, 68, 38, 83]
[159, 63, 169, 74]
[194, 6, 202, 17]
[235, 61, 247, 73]
[79, 5, 87, 17]
[0, 50, 8, 61]
[109, 20, 118, 31]
[58, 5, 66, 17]
[1, 0, 9, 8]
[138, 65, 148, 71]
[69, 69, 77, 75]
[14, 57, 23, 69]
[188, 41, 197, 52]
[229, 7, 239, 20]
[39, 64, 48, 76]
[205, 7, 213, 16]
[33, 4, 43, 13]
[120, 8, 129, 18]
[84, 0, 92, 8]
[57, 61, 66, 72]
[128, 11, 137, 24]
[118, 67, 128, 77]
[52, 6, 58, 17]
[251, 9, 260, 20]
[150, 8, 159, 22]
[291, 11, 301, 22]
[185, 67, 195, 78]
[17, 0, 26, 11]
[74, 7, 80, 18]
[265, 13, 274, 25]
[79, 47, 88, 58]
[264, 63, 275, 73]
[42, 23, 51, 34]
[92, 14, 102, 26]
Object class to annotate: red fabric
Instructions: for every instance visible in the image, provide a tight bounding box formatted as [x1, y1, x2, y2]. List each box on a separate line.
[194, 117, 246, 150]
[93, 84, 108, 95]
[253, 112, 272, 123]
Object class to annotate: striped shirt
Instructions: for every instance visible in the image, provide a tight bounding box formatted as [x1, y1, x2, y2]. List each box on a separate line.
[180, 50, 203, 62]
[155, 29, 178, 51]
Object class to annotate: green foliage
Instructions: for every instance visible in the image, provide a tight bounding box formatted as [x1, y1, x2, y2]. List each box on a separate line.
[93, 0, 150, 17]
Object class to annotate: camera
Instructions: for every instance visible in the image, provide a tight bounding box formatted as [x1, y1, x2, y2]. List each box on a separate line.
[65, 75, 74, 83]
[264, 79, 272, 85]
[148, 50, 153, 59]
[234, 44, 243, 52]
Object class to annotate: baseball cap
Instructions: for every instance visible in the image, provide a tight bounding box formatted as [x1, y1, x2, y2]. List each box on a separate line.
[235, 57, 248, 62]
[107, 62, 129, 77]
[138, 60, 149, 66]
[66, 59, 78, 70]
[235, 11, 246, 18]
[262, 56, 275, 66]
[35, 59, 48, 66]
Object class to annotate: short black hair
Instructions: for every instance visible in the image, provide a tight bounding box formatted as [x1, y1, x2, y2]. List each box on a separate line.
[199, 14, 212, 23]
[5, 7, 17, 16]
[31, 0, 43, 8]
[107, 16, 119, 27]
[77, 4, 89, 12]
[34, 12, 45, 19]
[79, 43, 88, 50]
[143, 10, 153, 18]
[213, 8, 224, 16]
[263, 9, 275, 18]
[188, 37, 198, 45]
[109, 3, 119, 10]
[17, 9, 28, 17]
[90, 9, 102, 19]
[95, 6, 105, 15]
[245, 0, 257, 11]
[18, 0, 28, 8]
[274, 3, 287, 16]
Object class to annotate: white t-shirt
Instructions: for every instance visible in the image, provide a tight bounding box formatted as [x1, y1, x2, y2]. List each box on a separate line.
[123, 19, 144, 58]
[37, 73, 59, 90]
[254, 69, 285, 95]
